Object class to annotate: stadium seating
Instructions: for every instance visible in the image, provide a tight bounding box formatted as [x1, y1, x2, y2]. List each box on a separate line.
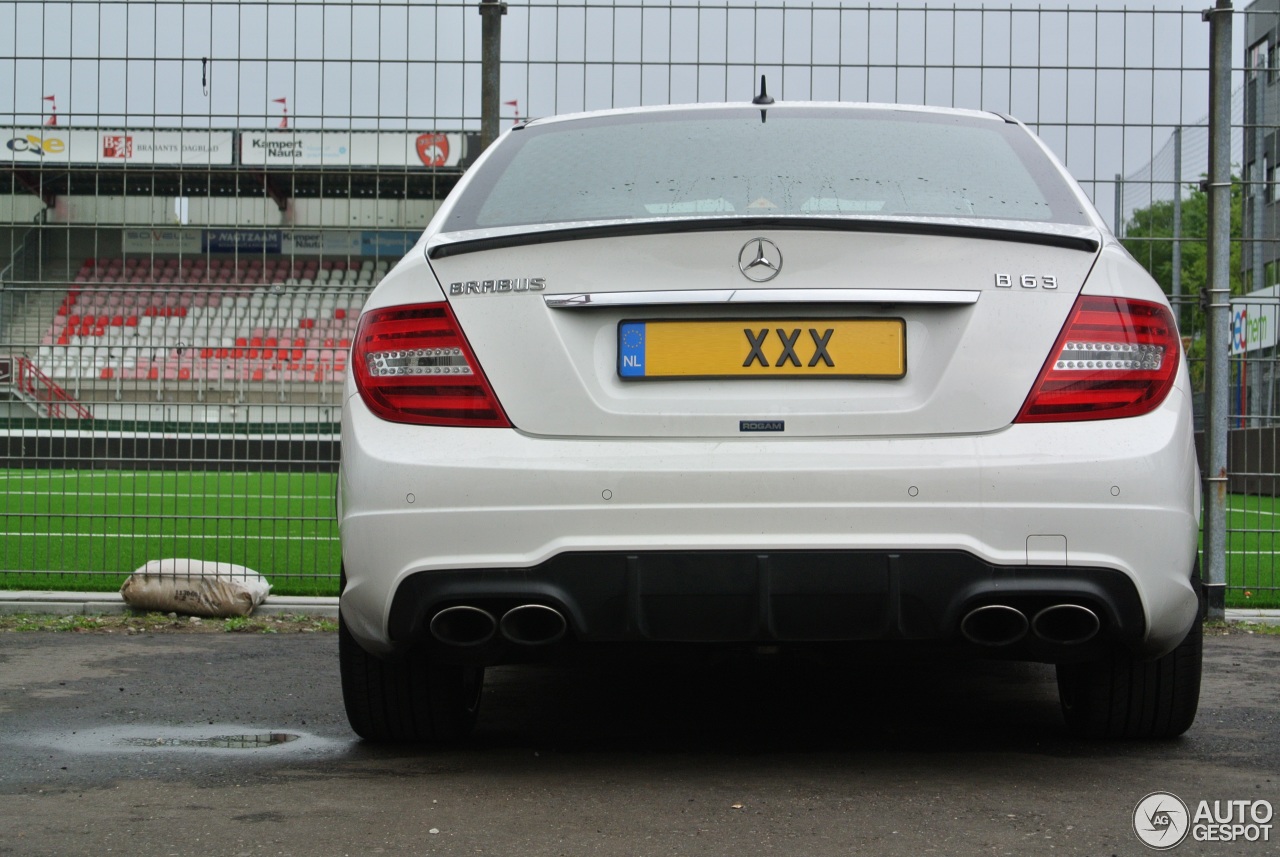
[37, 257, 386, 386]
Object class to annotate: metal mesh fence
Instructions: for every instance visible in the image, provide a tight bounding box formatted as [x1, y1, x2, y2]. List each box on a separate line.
[1114, 7, 1280, 608]
[0, 1, 1264, 605]
[1219, 6, 1280, 609]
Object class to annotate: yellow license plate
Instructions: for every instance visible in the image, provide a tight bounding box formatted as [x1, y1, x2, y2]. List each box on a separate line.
[617, 318, 906, 379]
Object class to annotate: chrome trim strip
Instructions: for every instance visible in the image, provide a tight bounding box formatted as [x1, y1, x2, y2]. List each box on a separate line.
[544, 288, 980, 308]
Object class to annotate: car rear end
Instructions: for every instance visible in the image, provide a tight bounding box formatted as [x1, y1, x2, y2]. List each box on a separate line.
[338, 103, 1202, 741]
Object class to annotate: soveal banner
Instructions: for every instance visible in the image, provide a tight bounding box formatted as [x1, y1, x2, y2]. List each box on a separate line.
[4, 128, 234, 165]
[123, 228, 202, 254]
[239, 131, 465, 168]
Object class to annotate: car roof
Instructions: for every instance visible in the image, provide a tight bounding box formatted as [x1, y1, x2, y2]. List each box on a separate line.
[518, 100, 1009, 130]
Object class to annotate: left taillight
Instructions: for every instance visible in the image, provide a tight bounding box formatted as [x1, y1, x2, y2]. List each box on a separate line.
[1015, 295, 1180, 423]
[351, 302, 511, 427]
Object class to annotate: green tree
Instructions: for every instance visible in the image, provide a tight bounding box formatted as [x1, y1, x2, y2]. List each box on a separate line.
[1120, 179, 1245, 393]
[1120, 178, 1244, 337]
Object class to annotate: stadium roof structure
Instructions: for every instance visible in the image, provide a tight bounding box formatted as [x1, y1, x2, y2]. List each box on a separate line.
[2, 127, 481, 210]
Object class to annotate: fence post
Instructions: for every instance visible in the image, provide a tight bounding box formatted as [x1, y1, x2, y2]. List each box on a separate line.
[479, 0, 508, 152]
[1204, 0, 1233, 621]
[1173, 127, 1183, 329]
[1255, 76, 1267, 299]
[1114, 173, 1124, 237]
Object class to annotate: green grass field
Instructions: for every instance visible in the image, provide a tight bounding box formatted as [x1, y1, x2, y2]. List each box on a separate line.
[1220, 493, 1280, 607]
[1, 468, 1278, 606]
[0, 469, 340, 597]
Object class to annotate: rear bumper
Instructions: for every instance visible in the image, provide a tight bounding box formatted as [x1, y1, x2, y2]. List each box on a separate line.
[339, 388, 1201, 661]
[385, 550, 1172, 665]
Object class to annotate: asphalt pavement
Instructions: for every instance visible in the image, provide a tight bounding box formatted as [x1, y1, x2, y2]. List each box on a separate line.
[1, 627, 1278, 857]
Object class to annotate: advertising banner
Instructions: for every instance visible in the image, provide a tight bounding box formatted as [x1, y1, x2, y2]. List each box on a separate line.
[239, 131, 465, 168]
[4, 128, 234, 165]
[202, 229, 283, 254]
[361, 230, 418, 256]
[123, 228, 203, 254]
[1231, 286, 1280, 356]
[282, 231, 362, 255]
[121, 229, 419, 257]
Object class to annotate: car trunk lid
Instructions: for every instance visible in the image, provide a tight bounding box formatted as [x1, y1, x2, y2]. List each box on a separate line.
[428, 225, 1101, 438]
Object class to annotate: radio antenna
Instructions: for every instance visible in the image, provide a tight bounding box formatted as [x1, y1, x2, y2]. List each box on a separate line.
[752, 75, 774, 123]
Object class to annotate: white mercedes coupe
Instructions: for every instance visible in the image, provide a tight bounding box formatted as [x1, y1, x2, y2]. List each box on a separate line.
[338, 98, 1203, 742]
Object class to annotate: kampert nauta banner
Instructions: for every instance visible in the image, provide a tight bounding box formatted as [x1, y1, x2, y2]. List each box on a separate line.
[281, 231, 363, 255]
[238, 131, 464, 168]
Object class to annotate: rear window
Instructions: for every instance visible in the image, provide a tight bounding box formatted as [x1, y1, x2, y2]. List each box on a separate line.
[445, 107, 1090, 231]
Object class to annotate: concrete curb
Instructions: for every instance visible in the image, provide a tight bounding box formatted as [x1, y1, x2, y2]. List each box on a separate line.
[0, 591, 338, 618]
[1225, 608, 1280, 626]
[1, 591, 1277, 626]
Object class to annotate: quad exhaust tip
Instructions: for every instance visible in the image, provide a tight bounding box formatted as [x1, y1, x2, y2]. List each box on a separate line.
[429, 605, 497, 647]
[1031, 604, 1101, 645]
[960, 604, 1029, 646]
[500, 604, 568, 646]
[960, 602, 1102, 647]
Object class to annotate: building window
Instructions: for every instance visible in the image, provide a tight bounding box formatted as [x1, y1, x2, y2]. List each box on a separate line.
[1250, 38, 1269, 80]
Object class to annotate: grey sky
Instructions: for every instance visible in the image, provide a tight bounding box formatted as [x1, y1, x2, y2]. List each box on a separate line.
[0, 1, 1257, 225]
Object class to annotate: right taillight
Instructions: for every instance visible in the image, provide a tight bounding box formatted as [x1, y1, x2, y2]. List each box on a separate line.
[1015, 295, 1180, 423]
[352, 302, 511, 427]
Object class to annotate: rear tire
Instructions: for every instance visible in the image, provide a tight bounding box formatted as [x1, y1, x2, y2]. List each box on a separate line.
[1056, 618, 1202, 739]
[339, 613, 484, 743]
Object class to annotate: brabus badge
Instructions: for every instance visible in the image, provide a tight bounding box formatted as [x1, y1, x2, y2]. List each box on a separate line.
[449, 278, 546, 296]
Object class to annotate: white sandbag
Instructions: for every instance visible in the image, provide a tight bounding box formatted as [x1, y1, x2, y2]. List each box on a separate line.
[120, 559, 272, 618]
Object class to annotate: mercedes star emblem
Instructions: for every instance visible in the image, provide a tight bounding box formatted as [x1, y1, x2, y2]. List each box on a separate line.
[738, 237, 783, 282]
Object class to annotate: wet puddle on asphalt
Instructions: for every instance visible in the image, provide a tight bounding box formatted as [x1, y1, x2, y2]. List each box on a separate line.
[119, 732, 301, 749]
[17, 724, 346, 755]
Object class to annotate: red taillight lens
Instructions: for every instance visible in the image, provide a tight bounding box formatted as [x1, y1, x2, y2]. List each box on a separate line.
[352, 302, 511, 427]
[1015, 295, 1180, 423]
